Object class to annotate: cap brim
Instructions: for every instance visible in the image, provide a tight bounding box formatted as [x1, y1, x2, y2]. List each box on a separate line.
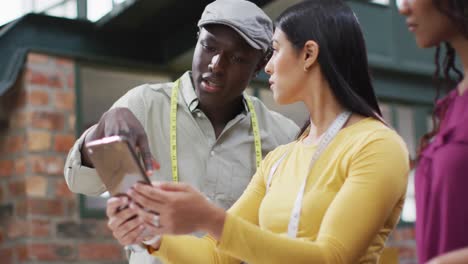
[199, 20, 263, 51]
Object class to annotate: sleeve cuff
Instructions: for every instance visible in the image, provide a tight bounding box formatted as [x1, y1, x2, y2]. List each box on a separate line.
[64, 125, 107, 196]
[148, 235, 173, 263]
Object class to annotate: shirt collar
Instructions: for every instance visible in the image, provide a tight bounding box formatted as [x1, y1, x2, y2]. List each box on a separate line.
[178, 71, 250, 114]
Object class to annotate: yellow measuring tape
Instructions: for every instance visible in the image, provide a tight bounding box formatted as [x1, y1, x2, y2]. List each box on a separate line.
[170, 79, 262, 182]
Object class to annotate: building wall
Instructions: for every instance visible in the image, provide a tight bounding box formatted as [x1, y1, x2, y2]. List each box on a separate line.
[0, 53, 126, 264]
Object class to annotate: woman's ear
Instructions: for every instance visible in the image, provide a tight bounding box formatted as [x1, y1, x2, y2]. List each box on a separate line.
[303, 40, 319, 71]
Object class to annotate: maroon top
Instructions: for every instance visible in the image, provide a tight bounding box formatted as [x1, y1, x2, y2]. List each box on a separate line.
[416, 86, 468, 263]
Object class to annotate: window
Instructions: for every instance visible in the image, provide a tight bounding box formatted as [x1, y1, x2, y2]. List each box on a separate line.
[0, 0, 131, 26]
[369, 0, 390, 5]
[87, 0, 129, 22]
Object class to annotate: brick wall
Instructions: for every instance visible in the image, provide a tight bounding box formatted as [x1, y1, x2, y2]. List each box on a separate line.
[0, 53, 126, 264]
[387, 226, 418, 263]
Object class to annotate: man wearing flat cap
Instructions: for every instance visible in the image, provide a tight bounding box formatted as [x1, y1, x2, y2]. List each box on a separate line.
[63, 0, 298, 263]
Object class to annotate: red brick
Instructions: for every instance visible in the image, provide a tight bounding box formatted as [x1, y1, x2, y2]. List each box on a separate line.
[0, 248, 13, 264]
[31, 111, 65, 130]
[0, 228, 4, 244]
[391, 227, 416, 242]
[0, 160, 14, 177]
[29, 219, 50, 237]
[0, 187, 3, 203]
[54, 134, 75, 153]
[55, 57, 73, 66]
[27, 70, 63, 89]
[399, 227, 415, 240]
[67, 73, 75, 90]
[28, 89, 49, 106]
[27, 244, 56, 261]
[14, 158, 26, 175]
[95, 220, 114, 238]
[25, 176, 47, 197]
[15, 199, 27, 217]
[397, 245, 417, 259]
[27, 53, 50, 64]
[16, 90, 27, 108]
[55, 91, 75, 111]
[79, 243, 123, 261]
[55, 179, 74, 199]
[28, 243, 75, 261]
[16, 245, 28, 262]
[30, 155, 65, 176]
[27, 131, 52, 151]
[5, 135, 25, 153]
[7, 218, 28, 239]
[27, 198, 65, 216]
[8, 180, 25, 197]
[55, 58, 74, 73]
[27, 70, 47, 86]
[65, 199, 77, 215]
[9, 111, 30, 129]
[68, 114, 76, 132]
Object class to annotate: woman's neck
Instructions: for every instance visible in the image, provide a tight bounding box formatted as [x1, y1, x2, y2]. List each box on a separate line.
[302, 76, 345, 144]
[451, 36, 468, 94]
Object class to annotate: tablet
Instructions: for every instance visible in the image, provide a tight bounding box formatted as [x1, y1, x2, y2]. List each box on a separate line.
[85, 135, 151, 196]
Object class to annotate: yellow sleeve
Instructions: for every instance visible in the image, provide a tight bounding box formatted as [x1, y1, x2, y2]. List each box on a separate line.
[216, 131, 409, 263]
[155, 132, 409, 264]
[151, 145, 283, 264]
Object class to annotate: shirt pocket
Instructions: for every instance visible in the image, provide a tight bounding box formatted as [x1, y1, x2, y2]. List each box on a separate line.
[229, 163, 253, 205]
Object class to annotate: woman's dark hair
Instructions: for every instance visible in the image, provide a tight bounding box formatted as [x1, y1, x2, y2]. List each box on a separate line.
[275, 0, 383, 138]
[418, 0, 467, 155]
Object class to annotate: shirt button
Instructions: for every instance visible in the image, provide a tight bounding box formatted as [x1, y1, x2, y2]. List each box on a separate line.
[210, 151, 215, 156]
[196, 112, 202, 118]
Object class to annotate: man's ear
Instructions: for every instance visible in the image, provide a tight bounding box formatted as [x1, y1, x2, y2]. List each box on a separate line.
[303, 40, 319, 71]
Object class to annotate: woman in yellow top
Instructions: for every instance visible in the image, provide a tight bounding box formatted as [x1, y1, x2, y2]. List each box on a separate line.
[107, 0, 409, 263]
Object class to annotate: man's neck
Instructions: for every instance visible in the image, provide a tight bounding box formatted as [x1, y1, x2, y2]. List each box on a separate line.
[198, 96, 245, 137]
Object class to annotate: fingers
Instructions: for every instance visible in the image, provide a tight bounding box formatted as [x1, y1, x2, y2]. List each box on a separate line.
[136, 134, 155, 172]
[106, 196, 128, 217]
[107, 200, 150, 246]
[152, 159, 161, 170]
[107, 205, 138, 231]
[137, 209, 160, 228]
[114, 219, 146, 245]
[134, 183, 169, 202]
[129, 186, 165, 212]
[138, 224, 165, 240]
[157, 182, 190, 192]
[145, 159, 160, 178]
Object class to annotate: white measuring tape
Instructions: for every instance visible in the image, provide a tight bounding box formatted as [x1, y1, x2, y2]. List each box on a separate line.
[266, 111, 352, 238]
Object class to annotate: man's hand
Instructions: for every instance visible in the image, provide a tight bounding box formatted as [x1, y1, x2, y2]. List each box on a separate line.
[81, 107, 158, 172]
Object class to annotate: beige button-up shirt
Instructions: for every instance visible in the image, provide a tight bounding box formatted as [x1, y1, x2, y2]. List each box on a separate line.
[64, 71, 299, 263]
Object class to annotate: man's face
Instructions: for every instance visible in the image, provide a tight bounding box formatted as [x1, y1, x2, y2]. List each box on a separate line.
[192, 24, 263, 107]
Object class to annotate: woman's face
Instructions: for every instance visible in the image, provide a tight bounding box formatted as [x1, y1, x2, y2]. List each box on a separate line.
[398, 0, 458, 48]
[264, 29, 306, 105]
